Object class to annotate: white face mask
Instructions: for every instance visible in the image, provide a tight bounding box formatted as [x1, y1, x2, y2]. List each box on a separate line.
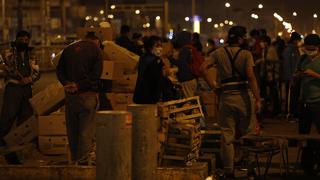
[152, 47, 163, 57]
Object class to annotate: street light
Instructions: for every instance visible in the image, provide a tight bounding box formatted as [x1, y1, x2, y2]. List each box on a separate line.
[293, 12, 297, 17]
[99, 10, 104, 15]
[156, 16, 161, 21]
[110, 4, 116, 10]
[185, 17, 190, 22]
[313, 13, 318, 18]
[224, 20, 229, 24]
[229, 21, 234, 25]
[107, 14, 114, 19]
[214, 24, 219, 28]
[207, 17, 212, 23]
[258, 4, 263, 9]
[135, 9, 141, 15]
[93, 17, 99, 21]
[251, 14, 259, 19]
[225, 2, 231, 8]
[219, 23, 224, 27]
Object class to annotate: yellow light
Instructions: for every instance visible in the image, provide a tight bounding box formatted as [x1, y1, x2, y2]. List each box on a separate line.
[293, 12, 297, 16]
[57, 35, 61, 39]
[185, 17, 190, 22]
[225, 2, 231, 8]
[93, 17, 98, 21]
[229, 21, 233, 25]
[107, 14, 114, 19]
[193, 19, 200, 33]
[219, 23, 224, 27]
[110, 4, 116, 9]
[156, 16, 161, 20]
[214, 24, 219, 28]
[312, 29, 317, 34]
[135, 9, 141, 15]
[146, 23, 151, 28]
[85, 16, 91, 21]
[99, 10, 104, 15]
[258, 4, 263, 9]
[224, 20, 229, 24]
[278, 32, 283, 36]
[207, 18, 212, 23]
[314, 13, 318, 18]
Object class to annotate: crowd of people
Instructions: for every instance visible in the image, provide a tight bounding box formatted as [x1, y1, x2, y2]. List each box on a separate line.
[0, 24, 319, 178]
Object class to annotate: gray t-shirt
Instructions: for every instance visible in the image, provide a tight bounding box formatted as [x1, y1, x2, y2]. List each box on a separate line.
[208, 46, 254, 83]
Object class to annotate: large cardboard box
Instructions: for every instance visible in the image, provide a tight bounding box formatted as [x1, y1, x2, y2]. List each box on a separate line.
[107, 93, 134, 110]
[103, 41, 139, 63]
[76, 27, 113, 41]
[38, 136, 69, 155]
[30, 82, 65, 115]
[204, 104, 217, 118]
[38, 114, 67, 136]
[112, 74, 137, 93]
[100, 61, 136, 80]
[200, 92, 217, 105]
[4, 116, 38, 146]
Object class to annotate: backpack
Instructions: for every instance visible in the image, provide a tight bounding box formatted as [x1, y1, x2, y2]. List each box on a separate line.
[184, 44, 205, 78]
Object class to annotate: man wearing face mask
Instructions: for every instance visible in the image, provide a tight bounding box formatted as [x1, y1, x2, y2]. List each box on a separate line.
[295, 34, 320, 176]
[201, 26, 261, 179]
[0, 30, 40, 164]
[133, 36, 165, 104]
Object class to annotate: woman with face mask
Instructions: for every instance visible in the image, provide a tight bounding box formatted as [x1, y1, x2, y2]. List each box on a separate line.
[296, 33, 320, 176]
[133, 36, 165, 104]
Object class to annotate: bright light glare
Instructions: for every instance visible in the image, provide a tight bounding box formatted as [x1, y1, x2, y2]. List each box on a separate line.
[156, 16, 161, 20]
[110, 4, 116, 9]
[185, 17, 190, 21]
[225, 2, 231, 8]
[258, 4, 263, 9]
[135, 9, 141, 15]
[207, 18, 212, 23]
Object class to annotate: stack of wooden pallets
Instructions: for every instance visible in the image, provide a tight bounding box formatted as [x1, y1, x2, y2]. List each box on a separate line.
[158, 96, 204, 166]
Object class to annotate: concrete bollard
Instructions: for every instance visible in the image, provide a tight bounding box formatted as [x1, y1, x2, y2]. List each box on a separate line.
[96, 111, 132, 180]
[128, 104, 159, 180]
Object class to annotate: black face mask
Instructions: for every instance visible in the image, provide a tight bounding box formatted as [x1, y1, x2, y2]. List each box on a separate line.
[16, 42, 28, 51]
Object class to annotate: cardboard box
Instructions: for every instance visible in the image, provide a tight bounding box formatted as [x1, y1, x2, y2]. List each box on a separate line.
[4, 116, 38, 146]
[200, 92, 217, 105]
[38, 114, 67, 136]
[100, 61, 136, 80]
[107, 93, 134, 110]
[102, 41, 139, 63]
[112, 74, 137, 93]
[30, 82, 65, 116]
[204, 104, 217, 118]
[38, 136, 69, 155]
[76, 27, 113, 41]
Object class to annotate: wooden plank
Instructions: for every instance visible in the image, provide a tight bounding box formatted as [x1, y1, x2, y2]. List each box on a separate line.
[169, 105, 201, 114]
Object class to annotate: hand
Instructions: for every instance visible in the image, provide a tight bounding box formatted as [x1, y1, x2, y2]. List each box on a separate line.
[64, 82, 78, 93]
[255, 100, 262, 113]
[21, 76, 33, 84]
[304, 69, 317, 77]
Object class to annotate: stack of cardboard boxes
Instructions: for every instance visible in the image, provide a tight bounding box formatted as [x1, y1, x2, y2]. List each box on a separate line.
[101, 41, 139, 110]
[200, 91, 218, 125]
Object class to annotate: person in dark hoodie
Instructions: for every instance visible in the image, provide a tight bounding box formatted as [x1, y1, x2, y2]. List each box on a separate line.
[115, 25, 136, 53]
[133, 36, 164, 104]
[171, 31, 197, 98]
[56, 32, 102, 165]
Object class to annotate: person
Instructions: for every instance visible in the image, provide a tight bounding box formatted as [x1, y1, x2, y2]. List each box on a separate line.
[0, 30, 40, 164]
[115, 25, 136, 53]
[295, 34, 320, 176]
[131, 32, 144, 56]
[171, 31, 197, 98]
[192, 32, 203, 53]
[281, 32, 302, 119]
[133, 36, 166, 104]
[201, 26, 261, 178]
[56, 32, 103, 164]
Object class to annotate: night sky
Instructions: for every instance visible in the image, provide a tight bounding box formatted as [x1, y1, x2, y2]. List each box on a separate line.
[83, 0, 320, 36]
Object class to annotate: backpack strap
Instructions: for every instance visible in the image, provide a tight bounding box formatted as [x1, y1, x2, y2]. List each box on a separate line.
[221, 47, 246, 83]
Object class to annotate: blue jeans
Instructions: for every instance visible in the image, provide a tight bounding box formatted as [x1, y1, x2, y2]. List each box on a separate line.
[65, 94, 98, 161]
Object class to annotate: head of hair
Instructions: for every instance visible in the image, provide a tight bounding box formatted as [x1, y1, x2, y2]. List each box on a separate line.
[16, 30, 31, 39]
[192, 33, 200, 40]
[227, 26, 247, 45]
[120, 25, 130, 35]
[260, 35, 271, 46]
[84, 32, 99, 41]
[289, 32, 302, 43]
[132, 33, 142, 40]
[143, 36, 161, 53]
[250, 29, 259, 37]
[304, 34, 320, 46]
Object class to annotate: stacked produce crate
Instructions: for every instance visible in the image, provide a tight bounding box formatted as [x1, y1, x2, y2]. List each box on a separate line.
[158, 96, 203, 166]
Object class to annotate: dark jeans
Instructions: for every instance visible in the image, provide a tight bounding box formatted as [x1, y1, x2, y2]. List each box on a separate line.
[0, 83, 33, 164]
[65, 93, 98, 161]
[299, 101, 320, 134]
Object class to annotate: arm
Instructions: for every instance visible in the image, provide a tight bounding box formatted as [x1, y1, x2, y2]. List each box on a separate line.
[56, 50, 70, 86]
[200, 57, 217, 89]
[304, 69, 320, 79]
[246, 64, 262, 113]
